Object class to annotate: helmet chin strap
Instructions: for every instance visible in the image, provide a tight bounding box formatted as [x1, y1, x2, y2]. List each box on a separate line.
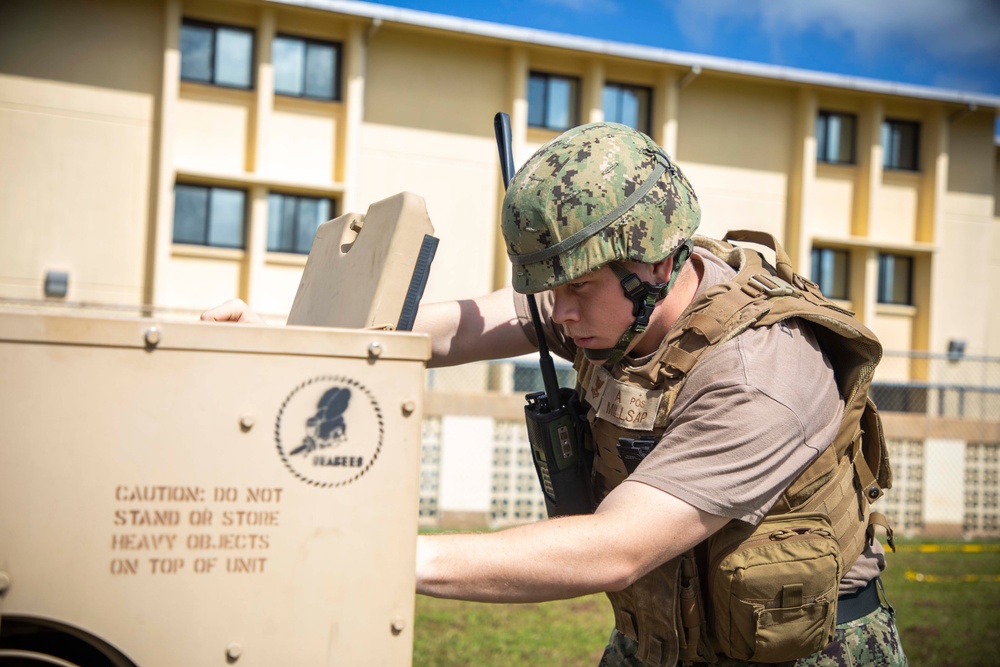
[582, 240, 693, 367]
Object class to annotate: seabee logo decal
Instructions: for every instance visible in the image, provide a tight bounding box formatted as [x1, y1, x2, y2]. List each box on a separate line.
[276, 376, 384, 487]
[290, 387, 351, 455]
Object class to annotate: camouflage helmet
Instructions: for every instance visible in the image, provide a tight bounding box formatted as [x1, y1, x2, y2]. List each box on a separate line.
[502, 122, 700, 294]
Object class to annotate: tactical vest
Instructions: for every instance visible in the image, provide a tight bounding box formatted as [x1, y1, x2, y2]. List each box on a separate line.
[573, 231, 893, 666]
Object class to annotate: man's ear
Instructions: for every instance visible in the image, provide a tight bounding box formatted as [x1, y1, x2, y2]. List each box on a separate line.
[651, 256, 674, 284]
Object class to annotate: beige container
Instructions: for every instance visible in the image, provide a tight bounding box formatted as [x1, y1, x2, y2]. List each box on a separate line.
[0, 193, 435, 666]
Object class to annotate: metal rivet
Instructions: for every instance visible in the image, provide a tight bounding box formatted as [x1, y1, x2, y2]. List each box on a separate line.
[390, 616, 406, 635]
[144, 327, 161, 348]
[368, 341, 383, 359]
[0, 571, 11, 594]
[225, 642, 242, 662]
[239, 416, 255, 432]
[401, 400, 415, 416]
[868, 487, 880, 499]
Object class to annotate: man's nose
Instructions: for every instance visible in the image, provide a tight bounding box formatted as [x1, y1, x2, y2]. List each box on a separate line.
[550, 288, 578, 325]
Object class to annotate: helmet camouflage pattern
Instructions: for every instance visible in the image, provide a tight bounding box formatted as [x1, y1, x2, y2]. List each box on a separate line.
[502, 122, 700, 294]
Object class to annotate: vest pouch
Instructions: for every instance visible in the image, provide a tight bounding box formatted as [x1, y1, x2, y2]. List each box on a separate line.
[708, 512, 842, 663]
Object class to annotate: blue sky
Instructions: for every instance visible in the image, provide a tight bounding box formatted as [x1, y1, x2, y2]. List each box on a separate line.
[363, 0, 1000, 100]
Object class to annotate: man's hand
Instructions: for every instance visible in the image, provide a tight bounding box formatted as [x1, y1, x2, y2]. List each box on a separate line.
[200, 299, 265, 324]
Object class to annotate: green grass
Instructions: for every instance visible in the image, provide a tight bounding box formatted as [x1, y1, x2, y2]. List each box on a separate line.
[882, 541, 1000, 667]
[413, 595, 613, 667]
[414, 539, 1000, 667]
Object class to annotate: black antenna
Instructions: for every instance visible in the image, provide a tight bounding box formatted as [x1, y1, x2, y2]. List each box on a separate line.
[494, 112, 563, 410]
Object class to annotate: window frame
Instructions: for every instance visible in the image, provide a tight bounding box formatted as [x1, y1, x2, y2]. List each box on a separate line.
[882, 118, 921, 171]
[266, 192, 336, 255]
[172, 183, 247, 250]
[877, 252, 914, 305]
[816, 110, 857, 165]
[810, 246, 851, 301]
[272, 33, 342, 102]
[527, 71, 580, 131]
[180, 18, 256, 90]
[603, 81, 653, 134]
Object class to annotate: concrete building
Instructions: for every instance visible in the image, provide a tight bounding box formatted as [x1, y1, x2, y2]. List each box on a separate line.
[2, 0, 998, 535]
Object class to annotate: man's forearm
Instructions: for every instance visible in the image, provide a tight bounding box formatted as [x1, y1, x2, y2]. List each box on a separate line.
[416, 513, 633, 603]
[412, 300, 463, 366]
[415, 481, 729, 603]
[413, 287, 534, 368]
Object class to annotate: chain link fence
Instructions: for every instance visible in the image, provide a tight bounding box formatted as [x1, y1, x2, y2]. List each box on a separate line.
[420, 352, 1000, 538]
[873, 351, 1000, 421]
[874, 352, 1000, 538]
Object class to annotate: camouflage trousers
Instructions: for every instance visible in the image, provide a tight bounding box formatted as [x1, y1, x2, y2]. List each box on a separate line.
[599, 605, 907, 667]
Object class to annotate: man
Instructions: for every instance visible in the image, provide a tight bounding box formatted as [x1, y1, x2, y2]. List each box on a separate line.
[204, 122, 905, 666]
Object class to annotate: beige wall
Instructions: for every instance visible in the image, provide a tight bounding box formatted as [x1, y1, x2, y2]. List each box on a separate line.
[174, 86, 253, 175]
[932, 111, 999, 356]
[872, 305, 918, 355]
[810, 166, 856, 238]
[873, 173, 920, 242]
[267, 99, 343, 182]
[0, 0, 162, 304]
[676, 77, 795, 241]
[160, 249, 243, 309]
[993, 145, 1000, 358]
[360, 27, 508, 303]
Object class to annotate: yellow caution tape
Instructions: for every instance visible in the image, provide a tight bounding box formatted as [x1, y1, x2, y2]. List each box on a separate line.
[894, 543, 1000, 553]
[904, 569, 1000, 583]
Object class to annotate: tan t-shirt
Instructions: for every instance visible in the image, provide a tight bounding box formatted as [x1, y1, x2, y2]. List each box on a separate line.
[515, 247, 884, 594]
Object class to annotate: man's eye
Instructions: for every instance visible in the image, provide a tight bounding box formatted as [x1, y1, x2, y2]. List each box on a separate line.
[570, 282, 586, 290]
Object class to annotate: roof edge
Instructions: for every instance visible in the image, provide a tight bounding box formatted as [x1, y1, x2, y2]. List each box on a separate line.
[269, 0, 1000, 109]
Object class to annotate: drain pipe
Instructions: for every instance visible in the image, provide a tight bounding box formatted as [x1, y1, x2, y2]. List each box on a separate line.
[367, 16, 382, 41]
[678, 65, 702, 89]
[948, 102, 977, 123]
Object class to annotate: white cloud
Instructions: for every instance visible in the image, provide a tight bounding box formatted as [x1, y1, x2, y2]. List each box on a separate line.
[666, 0, 1000, 62]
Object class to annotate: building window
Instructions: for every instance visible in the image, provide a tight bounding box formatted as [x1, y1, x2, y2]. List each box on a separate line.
[273, 35, 340, 100]
[173, 184, 246, 249]
[810, 247, 850, 300]
[267, 193, 334, 254]
[877, 253, 913, 305]
[816, 111, 856, 165]
[180, 20, 254, 89]
[528, 72, 579, 131]
[603, 82, 651, 134]
[882, 119, 920, 171]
